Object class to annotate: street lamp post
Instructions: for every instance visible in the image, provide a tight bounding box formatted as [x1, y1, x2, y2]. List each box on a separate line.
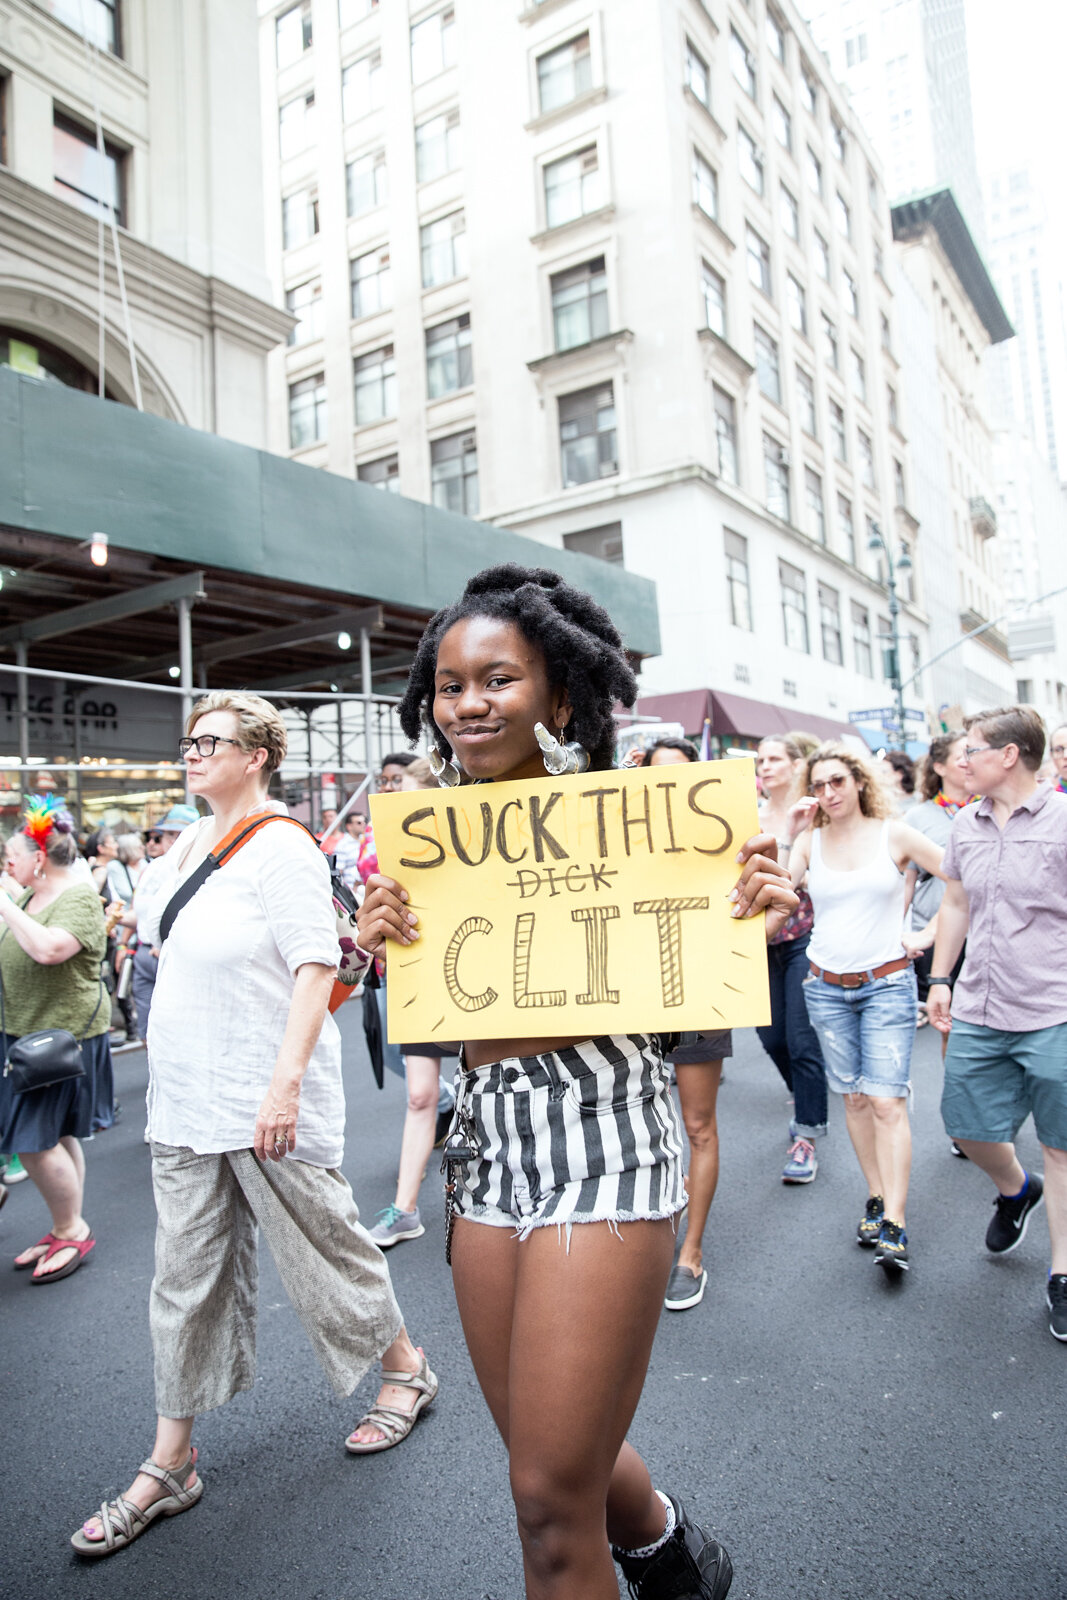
[867, 522, 913, 751]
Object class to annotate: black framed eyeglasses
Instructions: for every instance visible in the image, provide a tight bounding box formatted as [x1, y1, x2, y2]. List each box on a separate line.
[144, 832, 164, 844]
[178, 735, 243, 759]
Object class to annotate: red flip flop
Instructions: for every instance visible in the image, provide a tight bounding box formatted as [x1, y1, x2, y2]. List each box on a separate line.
[14, 1232, 60, 1270]
[30, 1233, 95, 1283]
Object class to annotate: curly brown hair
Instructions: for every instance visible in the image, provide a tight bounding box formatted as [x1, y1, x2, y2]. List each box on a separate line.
[919, 730, 965, 802]
[806, 741, 893, 826]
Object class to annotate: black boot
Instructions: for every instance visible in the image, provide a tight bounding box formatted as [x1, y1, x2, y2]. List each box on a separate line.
[612, 1495, 733, 1599]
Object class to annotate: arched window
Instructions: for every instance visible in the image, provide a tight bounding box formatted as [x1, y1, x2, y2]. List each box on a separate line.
[0, 329, 120, 399]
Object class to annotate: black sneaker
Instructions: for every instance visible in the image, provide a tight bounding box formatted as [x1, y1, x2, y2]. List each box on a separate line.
[872, 1219, 909, 1273]
[986, 1172, 1044, 1254]
[857, 1195, 884, 1247]
[613, 1495, 732, 1599]
[1047, 1275, 1067, 1342]
[664, 1264, 707, 1312]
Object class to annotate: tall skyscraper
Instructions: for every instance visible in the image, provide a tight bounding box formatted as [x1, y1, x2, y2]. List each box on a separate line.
[803, 0, 984, 242]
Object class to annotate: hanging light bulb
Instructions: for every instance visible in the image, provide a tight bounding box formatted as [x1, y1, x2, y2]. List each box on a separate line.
[168, 665, 181, 680]
[90, 532, 109, 567]
[337, 631, 352, 650]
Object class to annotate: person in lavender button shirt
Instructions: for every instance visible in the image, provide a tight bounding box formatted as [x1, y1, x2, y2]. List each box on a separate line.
[928, 705, 1067, 1344]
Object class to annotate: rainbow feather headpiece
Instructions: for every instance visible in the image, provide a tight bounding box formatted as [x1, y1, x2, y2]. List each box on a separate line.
[23, 794, 65, 847]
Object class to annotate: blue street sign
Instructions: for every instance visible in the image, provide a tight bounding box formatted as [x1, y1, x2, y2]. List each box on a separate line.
[848, 708, 896, 723]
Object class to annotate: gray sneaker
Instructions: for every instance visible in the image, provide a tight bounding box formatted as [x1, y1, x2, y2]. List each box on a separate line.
[664, 1263, 707, 1311]
[368, 1204, 425, 1248]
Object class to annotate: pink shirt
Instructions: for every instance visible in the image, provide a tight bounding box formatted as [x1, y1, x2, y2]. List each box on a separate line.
[942, 782, 1067, 1031]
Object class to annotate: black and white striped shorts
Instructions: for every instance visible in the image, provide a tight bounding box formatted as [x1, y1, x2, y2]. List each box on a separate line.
[447, 1034, 686, 1239]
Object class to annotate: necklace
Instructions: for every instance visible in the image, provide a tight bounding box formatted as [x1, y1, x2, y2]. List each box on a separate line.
[1055, 775, 1067, 795]
[933, 791, 976, 816]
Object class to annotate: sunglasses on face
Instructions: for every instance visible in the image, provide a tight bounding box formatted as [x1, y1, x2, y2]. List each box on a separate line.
[178, 735, 243, 759]
[811, 774, 849, 795]
[144, 833, 164, 844]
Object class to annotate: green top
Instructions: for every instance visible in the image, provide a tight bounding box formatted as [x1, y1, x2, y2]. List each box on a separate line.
[0, 884, 107, 1039]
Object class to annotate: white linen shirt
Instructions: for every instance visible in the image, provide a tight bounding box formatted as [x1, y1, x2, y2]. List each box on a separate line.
[144, 814, 344, 1167]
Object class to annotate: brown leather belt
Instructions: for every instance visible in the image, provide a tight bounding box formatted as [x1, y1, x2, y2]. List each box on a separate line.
[808, 956, 911, 989]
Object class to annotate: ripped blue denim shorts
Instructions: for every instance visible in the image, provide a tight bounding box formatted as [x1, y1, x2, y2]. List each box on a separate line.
[801, 966, 917, 1099]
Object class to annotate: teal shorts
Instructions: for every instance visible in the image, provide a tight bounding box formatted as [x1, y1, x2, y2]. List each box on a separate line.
[941, 1019, 1067, 1152]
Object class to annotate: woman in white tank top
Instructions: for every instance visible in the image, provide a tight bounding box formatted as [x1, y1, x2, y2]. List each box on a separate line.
[789, 743, 946, 1276]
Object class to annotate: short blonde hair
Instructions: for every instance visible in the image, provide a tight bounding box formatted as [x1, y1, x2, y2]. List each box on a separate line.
[186, 692, 288, 776]
[806, 741, 892, 825]
[403, 756, 436, 790]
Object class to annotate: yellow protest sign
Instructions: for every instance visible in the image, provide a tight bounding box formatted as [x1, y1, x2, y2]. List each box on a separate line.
[370, 757, 770, 1044]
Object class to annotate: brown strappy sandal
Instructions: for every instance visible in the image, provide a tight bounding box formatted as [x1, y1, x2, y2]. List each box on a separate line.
[70, 1449, 203, 1558]
[345, 1351, 439, 1454]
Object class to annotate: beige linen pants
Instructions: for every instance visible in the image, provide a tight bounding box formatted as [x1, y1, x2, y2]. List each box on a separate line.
[150, 1143, 403, 1419]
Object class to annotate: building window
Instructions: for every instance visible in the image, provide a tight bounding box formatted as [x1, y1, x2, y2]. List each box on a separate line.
[426, 313, 473, 398]
[415, 108, 461, 182]
[411, 7, 456, 85]
[852, 600, 873, 676]
[780, 183, 799, 240]
[831, 121, 846, 163]
[714, 386, 739, 483]
[765, 9, 785, 62]
[420, 210, 467, 287]
[838, 494, 856, 563]
[835, 191, 851, 240]
[754, 325, 780, 404]
[878, 617, 893, 680]
[39, 0, 118, 53]
[346, 150, 386, 216]
[53, 112, 124, 225]
[887, 383, 899, 429]
[842, 268, 859, 318]
[846, 32, 869, 66]
[829, 399, 847, 461]
[686, 37, 710, 107]
[286, 278, 323, 345]
[874, 239, 885, 278]
[431, 431, 479, 516]
[868, 168, 879, 210]
[800, 66, 817, 115]
[746, 225, 771, 296]
[351, 247, 392, 318]
[289, 372, 327, 448]
[805, 467, 826, 543]
[282, 186, 319, 248]
[814, 230, 831, 282]
[277, 2, 312, 67]
[805, 145, 822, 197]
[894, 458, 907, 507]
[537, 31, 592, 113]
[779, 561, 810, 652]
[342, 54, 382, 122]
[787, 273, 807, 336]
[560, 383, 617, 487]
[340, 0, 380, 23]
[857, 428, 875, 488]
[851, 349, 867, 403]
[354, 344, 396, 424]
[880, 310, 892, 352]
[822, 312, 839, 370]
[764, 433, 790, 521]
[730, 28, 757, 98]
[692, 148, 718, 220]
[279, 91, 316, 159]
[544, 145, 605, 229]
[725, 530, 752, 629]
[819, 582, 843, 664]
[552, 257, 608, 351]
[702, 261, 726, 339]
[358, 454, 399, 492]
[563, 523, 623, 564]
[738, 126, 764, 196]
[797, 366, 817, 435]
[772, 95, 792, 152]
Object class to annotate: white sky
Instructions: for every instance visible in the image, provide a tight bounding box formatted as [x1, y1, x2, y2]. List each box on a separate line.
[966, 0, 1066, 188]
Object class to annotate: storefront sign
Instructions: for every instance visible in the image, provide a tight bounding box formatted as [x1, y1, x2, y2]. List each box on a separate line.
[371, 758, 770, 1043]
[0, 679, 182, 761]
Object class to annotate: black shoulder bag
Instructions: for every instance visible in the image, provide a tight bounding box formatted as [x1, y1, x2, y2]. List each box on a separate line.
[0, 921, 106, 1094]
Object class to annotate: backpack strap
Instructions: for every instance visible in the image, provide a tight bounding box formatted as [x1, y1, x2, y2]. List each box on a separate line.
[158, 812, 313, 945]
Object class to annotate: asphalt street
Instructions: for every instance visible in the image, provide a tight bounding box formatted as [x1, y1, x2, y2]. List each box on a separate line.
[3, 1010, 1064, 1600]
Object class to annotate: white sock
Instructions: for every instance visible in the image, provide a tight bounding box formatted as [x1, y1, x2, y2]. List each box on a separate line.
[617, 1490, 676, 1560]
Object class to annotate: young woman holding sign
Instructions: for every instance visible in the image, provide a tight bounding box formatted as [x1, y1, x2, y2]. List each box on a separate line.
[357, 565, 798, 1600]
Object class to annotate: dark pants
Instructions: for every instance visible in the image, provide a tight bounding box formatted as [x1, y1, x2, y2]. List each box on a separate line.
[756, 934, 828, 1138]
[913, 942, 965, 1005]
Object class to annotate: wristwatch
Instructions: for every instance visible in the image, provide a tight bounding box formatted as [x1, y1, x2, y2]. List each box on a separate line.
[927, 977, 954, 987]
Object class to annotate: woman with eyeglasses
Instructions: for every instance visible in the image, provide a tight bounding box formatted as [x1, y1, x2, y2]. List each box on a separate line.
[72, 694, 435, 1560]
[787, 743, 946, 1276]
[1049, 724, 1067, 794]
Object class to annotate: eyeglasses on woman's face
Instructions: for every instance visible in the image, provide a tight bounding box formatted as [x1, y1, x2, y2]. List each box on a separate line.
[963, 744, 1003, 761]
[178, 735, 244, 759]
[810, 772, 849, 796]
